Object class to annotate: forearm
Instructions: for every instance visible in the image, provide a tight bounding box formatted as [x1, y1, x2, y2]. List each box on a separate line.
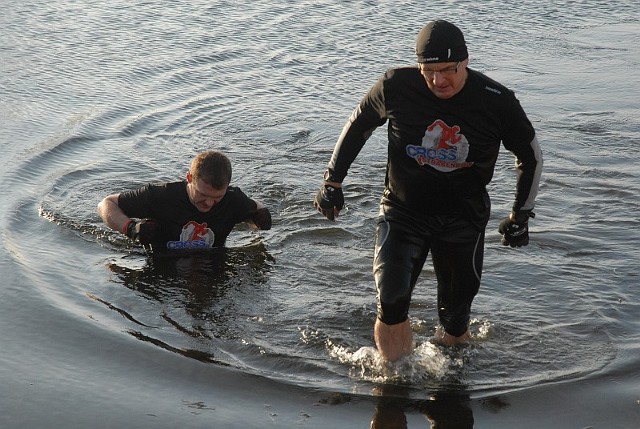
[97, 194, 131, 234]
[512, 135, 543, 213]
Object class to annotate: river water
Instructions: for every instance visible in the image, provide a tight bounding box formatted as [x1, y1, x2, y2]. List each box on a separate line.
[1, 1, 639, 428]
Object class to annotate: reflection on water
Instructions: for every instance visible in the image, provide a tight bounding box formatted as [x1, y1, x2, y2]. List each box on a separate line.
[370, 385, 475, 429]
[108, 247, 271, 306]
[90, 244, 274, 363]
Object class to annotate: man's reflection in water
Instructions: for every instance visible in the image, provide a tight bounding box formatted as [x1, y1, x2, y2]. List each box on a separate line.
[105, 243, 272, 337]
[370, 385, 474, 429]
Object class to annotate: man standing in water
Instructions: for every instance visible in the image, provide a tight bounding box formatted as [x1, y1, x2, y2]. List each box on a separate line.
[314, 20, 542, 361]
[98, 150, 271, 252]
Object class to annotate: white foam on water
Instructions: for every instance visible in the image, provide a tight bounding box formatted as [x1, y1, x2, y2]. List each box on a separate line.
[326, 318, 492, 385]
[327, 340, 454, 385]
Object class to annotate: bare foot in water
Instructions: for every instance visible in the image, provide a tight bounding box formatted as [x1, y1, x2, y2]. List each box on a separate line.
[434, 326, 471, 346]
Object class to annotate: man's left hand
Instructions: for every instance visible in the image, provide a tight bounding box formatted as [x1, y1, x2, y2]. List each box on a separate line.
[498, 211, 534, 247]
[314, 184, 344, 221]
[251, 207, 272, 230]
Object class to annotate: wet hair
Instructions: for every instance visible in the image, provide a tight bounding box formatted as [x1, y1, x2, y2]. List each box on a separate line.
[190, 150, 232, 189]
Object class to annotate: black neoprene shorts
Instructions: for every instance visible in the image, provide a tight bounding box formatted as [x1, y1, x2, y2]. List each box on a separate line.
[373, 214, 485, 337]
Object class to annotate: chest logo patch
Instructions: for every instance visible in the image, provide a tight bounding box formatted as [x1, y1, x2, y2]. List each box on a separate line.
[406, 119, 474, 172]
[166, 221, 215, 250]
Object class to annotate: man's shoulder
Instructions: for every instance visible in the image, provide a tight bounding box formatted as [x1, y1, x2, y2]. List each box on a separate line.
[223, 185, 249, 201]
[123, 180, 184, 200]
[384, 66, 422, 81]
[162, 180, 186, 191]
[221, 186, 257, 213]
[378, 66, 426, 97]
[130, 180, 181, 197]
[467, 69, 516, 99]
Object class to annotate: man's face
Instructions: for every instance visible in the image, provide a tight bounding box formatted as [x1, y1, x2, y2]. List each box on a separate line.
[419, 59, 469, 99]
[186, 173, 227, 213]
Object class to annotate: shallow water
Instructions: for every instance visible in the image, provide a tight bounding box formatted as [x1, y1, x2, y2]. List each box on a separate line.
[1, 1, 639, 427]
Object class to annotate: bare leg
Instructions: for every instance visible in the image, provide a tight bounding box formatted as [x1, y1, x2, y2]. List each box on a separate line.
[434, 326, 471, 346]
[374, 318, 413, 362]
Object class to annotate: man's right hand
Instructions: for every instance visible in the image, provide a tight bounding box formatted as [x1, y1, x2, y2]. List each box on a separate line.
[125, 218, 159, 245]
[314, 184, 344, 221]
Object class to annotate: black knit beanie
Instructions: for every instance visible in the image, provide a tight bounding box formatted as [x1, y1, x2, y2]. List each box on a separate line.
[416, 20, 468, 63]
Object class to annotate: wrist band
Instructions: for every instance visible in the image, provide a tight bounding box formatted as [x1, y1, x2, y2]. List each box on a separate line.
[123, 219, 133, 235]
[323, 169, 343, 184]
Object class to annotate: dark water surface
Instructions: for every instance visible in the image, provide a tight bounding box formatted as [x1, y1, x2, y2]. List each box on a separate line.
[1, 1, 639, 427]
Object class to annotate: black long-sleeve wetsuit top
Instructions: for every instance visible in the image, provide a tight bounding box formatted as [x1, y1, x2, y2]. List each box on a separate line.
[326, 66, 543, 228]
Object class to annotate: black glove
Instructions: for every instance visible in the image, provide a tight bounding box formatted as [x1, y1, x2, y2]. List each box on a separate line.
[314, 184, 344, 221]
[251, 207, 272, 230]
[125, 218, 159, 245]
[498, 211, 534, 247]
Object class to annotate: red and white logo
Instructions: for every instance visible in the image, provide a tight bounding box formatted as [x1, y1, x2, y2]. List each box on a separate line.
[180, 221, 215, 247]
[406, 119, 473, 172]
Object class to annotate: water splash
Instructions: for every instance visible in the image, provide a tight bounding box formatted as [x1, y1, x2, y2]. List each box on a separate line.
[325, 319, 492, 387]
[327, 341, 452, 385]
